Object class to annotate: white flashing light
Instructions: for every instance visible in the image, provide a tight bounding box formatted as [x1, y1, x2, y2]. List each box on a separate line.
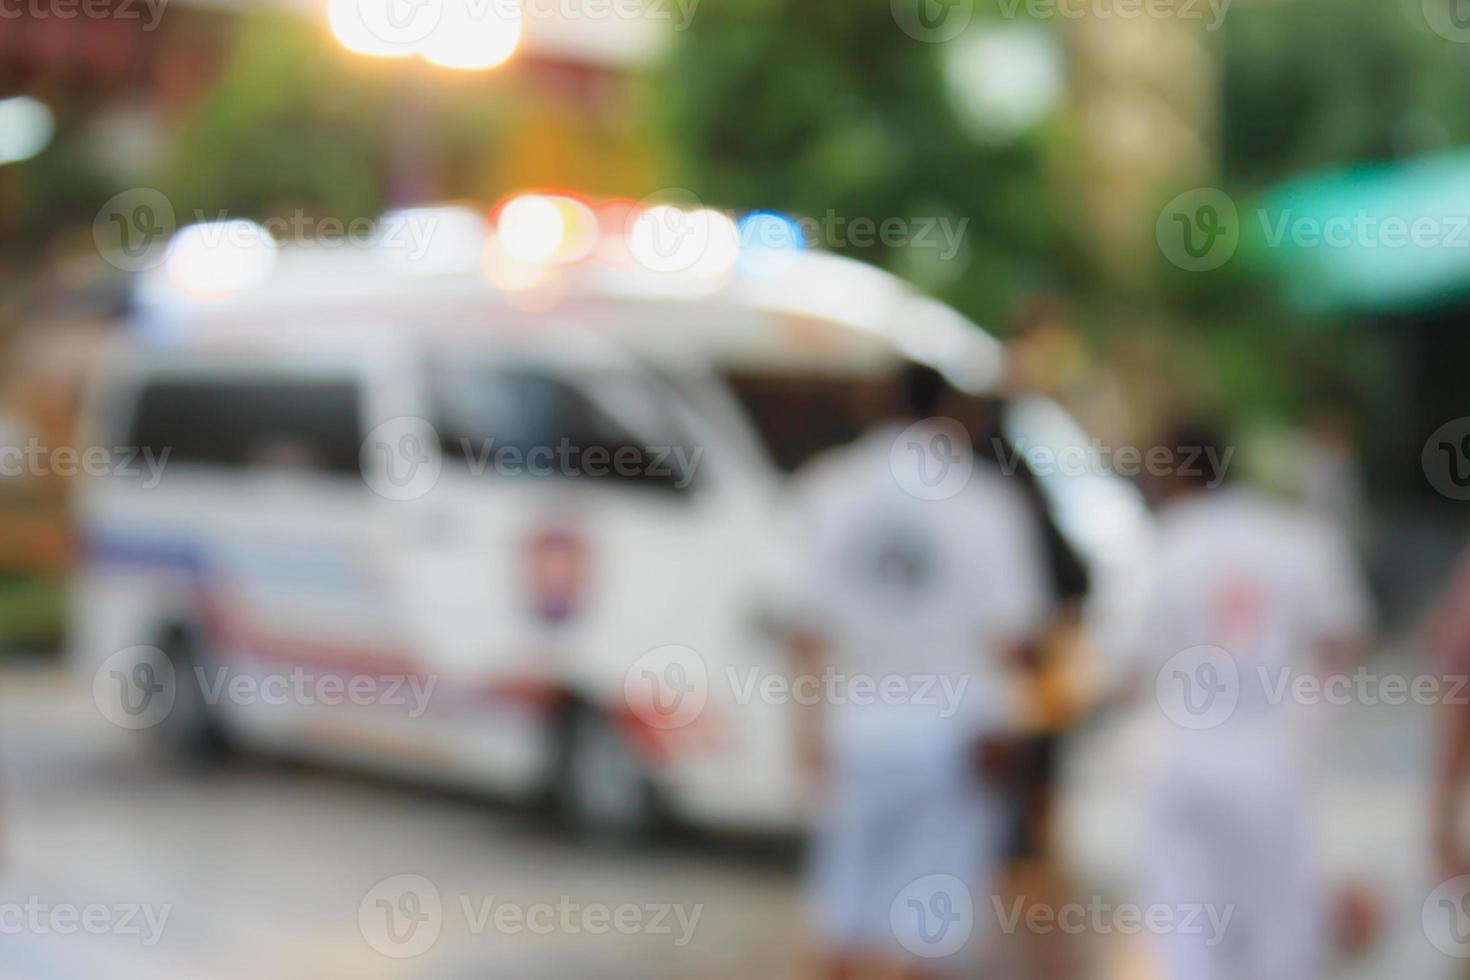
[0, 96, 53, 166]
[163, 220, 278, 298]
[627, 206, 740, 281]
[328, 0, 415, 59]
[496, 193, 599, 265]
[419, 0, 522, 70]
[689, 209, 741, 280]
[497, 195, 565, 263]
[332, 0, 521, 69]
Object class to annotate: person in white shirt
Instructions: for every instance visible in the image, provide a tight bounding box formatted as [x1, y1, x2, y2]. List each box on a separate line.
[788, 364, 1053, 979]
[1133, 420, 1371, 980]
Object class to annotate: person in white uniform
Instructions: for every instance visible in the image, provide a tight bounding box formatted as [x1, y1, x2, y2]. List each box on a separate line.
[1133, 421, 1371, 980]
[788, 364, 1053, 979]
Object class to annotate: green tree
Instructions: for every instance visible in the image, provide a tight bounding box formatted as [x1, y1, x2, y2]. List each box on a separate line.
[161, 12, 396, 223]
[1221, 0, 1470, 185]
[653, 0, 1066, 328]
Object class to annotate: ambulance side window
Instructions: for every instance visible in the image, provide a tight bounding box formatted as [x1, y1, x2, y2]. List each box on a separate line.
[124, 376, 363, 477]
[430, 364, 692, 493]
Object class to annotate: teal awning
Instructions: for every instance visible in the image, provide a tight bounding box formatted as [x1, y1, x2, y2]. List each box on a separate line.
[1254, 149, 1470, 314]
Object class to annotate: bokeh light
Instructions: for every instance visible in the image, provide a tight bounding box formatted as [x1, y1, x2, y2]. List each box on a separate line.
[0, 96, 54, 165]
[163, 221, 278, 297]
[419, 0, 522, 71]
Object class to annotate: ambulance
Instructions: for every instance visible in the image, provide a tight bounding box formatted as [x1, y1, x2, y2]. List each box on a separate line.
[72, 199, 1148, 838]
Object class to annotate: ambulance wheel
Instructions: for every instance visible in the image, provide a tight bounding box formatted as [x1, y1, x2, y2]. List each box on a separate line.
[155, 625, 232, 764]
[553, 705, 660, 844]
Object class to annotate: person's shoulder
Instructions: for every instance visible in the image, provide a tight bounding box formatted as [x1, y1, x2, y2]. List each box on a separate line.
[786, 427, 896, 504]
[792, 441, 864, 494]
[1166, 488, 1348, 557]
[1233, 489, 1342, 543]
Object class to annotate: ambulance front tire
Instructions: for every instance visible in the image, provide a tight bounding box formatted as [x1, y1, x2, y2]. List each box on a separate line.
[154, 624, 233, 764]
[551, 703, 661, 844]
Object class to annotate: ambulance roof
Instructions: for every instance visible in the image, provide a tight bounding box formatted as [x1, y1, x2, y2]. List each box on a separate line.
[127, 212, 1004, 390]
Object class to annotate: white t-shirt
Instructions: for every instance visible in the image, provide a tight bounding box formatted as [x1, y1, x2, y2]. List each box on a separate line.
[1136, 489, 1371, 759]
[788, 422, 1052, 757]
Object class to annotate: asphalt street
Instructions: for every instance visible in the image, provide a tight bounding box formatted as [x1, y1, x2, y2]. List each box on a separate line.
[0, 653, 1456, 979]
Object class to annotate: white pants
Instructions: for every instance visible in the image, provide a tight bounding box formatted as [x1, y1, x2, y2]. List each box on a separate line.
[807, 738, 1006, 966]
[1142, 744, 1323, 980]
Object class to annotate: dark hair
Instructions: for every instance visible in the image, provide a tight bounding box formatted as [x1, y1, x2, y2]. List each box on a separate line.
[1164, 418, 1233, 489]
[902, 362, 947, 418]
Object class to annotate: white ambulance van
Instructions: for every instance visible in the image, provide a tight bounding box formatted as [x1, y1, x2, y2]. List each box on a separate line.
[73, 203, 1148, 838]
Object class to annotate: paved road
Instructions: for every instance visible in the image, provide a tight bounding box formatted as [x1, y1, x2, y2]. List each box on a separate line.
[0, 664, 801, 979]
[0, 656, 1458, 978]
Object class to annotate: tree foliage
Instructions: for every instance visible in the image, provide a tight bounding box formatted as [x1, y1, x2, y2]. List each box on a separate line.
[652, 0, 1066, 329]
